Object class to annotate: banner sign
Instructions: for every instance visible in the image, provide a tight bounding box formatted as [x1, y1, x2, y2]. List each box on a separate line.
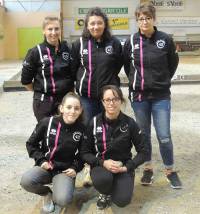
[78, 7, 128, 15]
[150, 0, 184, 10]
[109, 18, 129, 30]
[75, 18, 129, 30]
[157, 17, 200, 27]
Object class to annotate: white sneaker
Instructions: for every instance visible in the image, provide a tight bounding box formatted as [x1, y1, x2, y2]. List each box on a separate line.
[52, 205, 62, 214]
[41, 192, 55, 213]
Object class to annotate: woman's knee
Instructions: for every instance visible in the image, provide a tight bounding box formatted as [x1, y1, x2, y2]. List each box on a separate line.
[53, 193, 73, 207]
[20, 166, 51, 194]
[91, 167, 113, 192]
[20, 173, 34, 192]
[112, 196, 132, 207]
[52, 174, 75, 207]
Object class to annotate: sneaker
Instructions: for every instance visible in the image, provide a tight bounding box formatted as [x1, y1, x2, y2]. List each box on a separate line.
[166, 171, 182, 189]
[52, 205, 62, 214]
[41, 192, 54, 213]
[141, 169, 154, 185]
[96, 194, 111, 210]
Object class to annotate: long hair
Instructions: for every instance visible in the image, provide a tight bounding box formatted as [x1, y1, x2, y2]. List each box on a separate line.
[82, 7, 112, 41]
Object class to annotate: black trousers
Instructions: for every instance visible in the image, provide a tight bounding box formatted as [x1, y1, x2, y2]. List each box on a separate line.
[90, 166, 134, 207]
[33, 93, 63, 121]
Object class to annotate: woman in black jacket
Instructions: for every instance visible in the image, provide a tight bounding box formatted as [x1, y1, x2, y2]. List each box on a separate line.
[71, 7, 123, 123]
[123, 2, 182, 189]
[21, 16, 74, 121]
[20, 92, 85, 213]
[81, 85, 148, 210]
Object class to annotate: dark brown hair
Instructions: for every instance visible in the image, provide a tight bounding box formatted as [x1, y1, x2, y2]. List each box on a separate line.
[100, 85, 125, 104]
[82, 7, 111, 41]
[59, 92, 84, 122]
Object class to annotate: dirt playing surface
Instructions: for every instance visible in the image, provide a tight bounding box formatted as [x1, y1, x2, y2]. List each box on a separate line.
[0, 82, 200, 213]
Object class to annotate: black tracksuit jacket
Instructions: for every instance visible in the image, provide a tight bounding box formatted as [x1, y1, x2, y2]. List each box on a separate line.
[71, 36, 123, 99]
[123, 27, 179, 101]
[80, 112, 149, 173]
[26, 116, 85, 173]
[21, 40, 74, 97]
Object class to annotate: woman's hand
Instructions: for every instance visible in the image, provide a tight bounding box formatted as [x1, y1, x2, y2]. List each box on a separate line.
[41, 161, 52, 170]
[103, 159, 126, 173]
[62, 168, 77, 178]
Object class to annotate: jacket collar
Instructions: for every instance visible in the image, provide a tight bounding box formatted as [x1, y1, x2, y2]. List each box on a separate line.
[100, 111, 124, 125]
[138, 26, 157, 40]
[43, 39, 61, 51]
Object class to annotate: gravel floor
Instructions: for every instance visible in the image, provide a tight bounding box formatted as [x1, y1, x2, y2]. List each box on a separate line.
[0, 83, 200, 213]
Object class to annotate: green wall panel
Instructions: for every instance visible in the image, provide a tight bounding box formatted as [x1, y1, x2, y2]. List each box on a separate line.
[18, 27, 43, 59]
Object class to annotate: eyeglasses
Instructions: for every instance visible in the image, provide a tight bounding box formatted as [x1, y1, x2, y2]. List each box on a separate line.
[137, 17, 152, 23]
[103, 97, 121, 104]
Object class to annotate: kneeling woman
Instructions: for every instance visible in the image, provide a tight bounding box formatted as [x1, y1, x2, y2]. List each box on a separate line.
[81, 85, 149, 209]
[20, 92, 85, 213]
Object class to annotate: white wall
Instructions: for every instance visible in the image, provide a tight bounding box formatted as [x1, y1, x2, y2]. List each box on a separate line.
[152, 0, 200, 40]
[3, 0, 60, 12]
[62, 0, 140, 42]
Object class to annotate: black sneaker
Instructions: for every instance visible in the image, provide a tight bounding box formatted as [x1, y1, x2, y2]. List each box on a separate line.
[166, 171, 182, 189]
[141, 169, 153, 185]
[96, 194, 111, 210]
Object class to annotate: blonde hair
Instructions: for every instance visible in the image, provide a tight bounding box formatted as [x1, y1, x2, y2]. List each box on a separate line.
[42, 16, 61, 29]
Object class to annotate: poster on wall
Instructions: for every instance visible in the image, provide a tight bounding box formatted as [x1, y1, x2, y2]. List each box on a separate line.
[150, 0, 184, 10]
[75, 18, 129, 30]
[78, 7, 128, 15]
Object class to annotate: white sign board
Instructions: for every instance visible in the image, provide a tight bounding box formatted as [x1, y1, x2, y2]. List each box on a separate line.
[157, 17, 200, 27]
[151, 0, 184, 10]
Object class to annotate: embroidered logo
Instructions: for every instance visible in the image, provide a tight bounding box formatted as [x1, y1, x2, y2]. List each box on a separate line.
[120, 123, 129, 132]
[134, 44, 139, 49]
[73, 132, 82, 141]
[105, 45, 113, 54]
[82, 49, 88, 55]
[62, 52, 69, 61]
[43, 54, 49, 61]
[156, 40, 165, 49]
[50, 128, 57, 135]
[96, 126, 103, 133]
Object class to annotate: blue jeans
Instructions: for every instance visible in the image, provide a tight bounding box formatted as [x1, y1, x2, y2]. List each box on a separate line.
[80, 96, 102, 124]
[131, 99, 174, 169]
[20, 166, 75, 207]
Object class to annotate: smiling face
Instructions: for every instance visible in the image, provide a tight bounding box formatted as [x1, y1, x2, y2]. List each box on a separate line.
[60, 97, 82, 124]
[102, 89, 122, 119]
[87, 15, 105, 40]
[43, 20, 61, 46]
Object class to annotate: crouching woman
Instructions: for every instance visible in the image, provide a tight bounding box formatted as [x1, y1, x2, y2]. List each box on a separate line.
[80, 85, 149, 210]
[20, 92, 85, 213]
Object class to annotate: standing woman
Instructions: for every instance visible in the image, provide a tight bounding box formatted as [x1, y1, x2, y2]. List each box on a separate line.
[21, 16, 74, 121]
[20, 92, 85, 213]
[71, 7, 123, 123]
[81, 85, 148, 210]
[123, 3, 182, 189]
